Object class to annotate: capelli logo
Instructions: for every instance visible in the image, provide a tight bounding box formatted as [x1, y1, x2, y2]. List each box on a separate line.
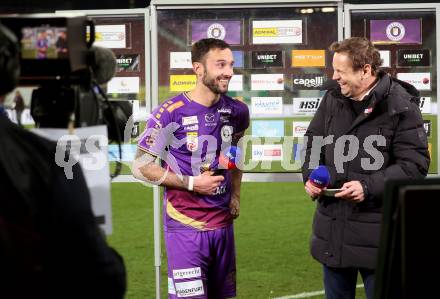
[292, 74, 326, 89]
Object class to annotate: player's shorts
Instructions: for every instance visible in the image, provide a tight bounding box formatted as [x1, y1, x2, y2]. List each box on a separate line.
[165, 224, 236, 299]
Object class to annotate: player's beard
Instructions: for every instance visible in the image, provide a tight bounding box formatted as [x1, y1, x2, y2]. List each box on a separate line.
[202, 69, 229, 95]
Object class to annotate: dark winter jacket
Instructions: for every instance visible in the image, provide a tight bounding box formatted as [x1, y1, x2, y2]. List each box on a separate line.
[0, 113, 126, 298]
[302, 71, 430, 269]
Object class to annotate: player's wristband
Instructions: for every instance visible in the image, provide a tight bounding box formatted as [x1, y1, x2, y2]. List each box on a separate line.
[188, 176, 194, 191]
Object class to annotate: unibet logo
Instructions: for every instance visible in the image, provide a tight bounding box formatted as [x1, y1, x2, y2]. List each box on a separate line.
[117, 58, 133, 64]
[257, 54, 277, 60]
[404, 54, 423, 60]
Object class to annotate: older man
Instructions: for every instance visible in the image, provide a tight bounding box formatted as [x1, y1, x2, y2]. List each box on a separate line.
[302, 37, 430, 299]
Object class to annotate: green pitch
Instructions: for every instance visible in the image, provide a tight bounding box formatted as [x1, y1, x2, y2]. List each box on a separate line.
[108, 182, 367, 298]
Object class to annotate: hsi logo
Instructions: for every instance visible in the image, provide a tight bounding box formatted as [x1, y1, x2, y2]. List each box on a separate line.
[293, 98, 322, 114]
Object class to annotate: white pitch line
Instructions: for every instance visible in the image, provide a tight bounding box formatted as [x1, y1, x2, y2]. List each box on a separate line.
[273, 284, 364, 299]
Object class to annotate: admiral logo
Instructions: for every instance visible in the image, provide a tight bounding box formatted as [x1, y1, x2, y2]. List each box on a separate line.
[293, 97, 322, 114]
[397, 49, 430, 67]
[292, 74, 326, 90]
[169, 75, 196, 92]
[251, 51, 283, 68]
[252, 20, 302, 44]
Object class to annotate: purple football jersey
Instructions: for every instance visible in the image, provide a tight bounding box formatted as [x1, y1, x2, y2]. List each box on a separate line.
[138, 93, 249, 231]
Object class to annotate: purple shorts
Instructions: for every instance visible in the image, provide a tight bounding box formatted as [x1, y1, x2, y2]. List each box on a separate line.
[165, 224, 236, 298]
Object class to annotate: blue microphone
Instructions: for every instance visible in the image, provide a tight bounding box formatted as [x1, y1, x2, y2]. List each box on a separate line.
[308, 165, 330, 189]
[213, 146, 241, 175]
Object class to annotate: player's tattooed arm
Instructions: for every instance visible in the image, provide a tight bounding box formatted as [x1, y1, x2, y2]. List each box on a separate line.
[132, 149, 189, 190]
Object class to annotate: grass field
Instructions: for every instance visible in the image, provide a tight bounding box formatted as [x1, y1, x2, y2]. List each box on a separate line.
[108, 182, 367, 299]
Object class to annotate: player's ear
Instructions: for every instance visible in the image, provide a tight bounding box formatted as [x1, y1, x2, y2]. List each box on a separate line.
[193, 62, 204, 78]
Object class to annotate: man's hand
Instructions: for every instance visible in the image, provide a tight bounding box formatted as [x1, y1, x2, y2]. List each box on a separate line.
[305, 180, 323, 199]
[193, 171, 224, 195]
[335, 180, 365, 202]
[229, 195, 240, 219]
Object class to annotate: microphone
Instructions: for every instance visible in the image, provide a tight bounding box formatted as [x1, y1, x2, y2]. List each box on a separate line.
[213, 146, 241, 175]
[89, 46, 116, 85]
[308, 165, 330, 189]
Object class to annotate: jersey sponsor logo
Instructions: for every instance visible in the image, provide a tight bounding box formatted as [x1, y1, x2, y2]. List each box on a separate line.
[218, 108, 232, 114]
[186, 132, 198, 152]
[184, 124, 199, 131]
[167, 101, 185, 112]
[291, 50, 325, 67]
[397, 49, 430, 67]
[173, 267, 201, 280]
[292, 97, 322, 114]
[292, 74, 326, 89]
[204, 113, 216, 126]
[182, 116, 198, 126]
[221, 125, 233, 142]
[175, 280, 204, 297]
[213, 184, 227, 195]
[251, 50, 283, 68]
